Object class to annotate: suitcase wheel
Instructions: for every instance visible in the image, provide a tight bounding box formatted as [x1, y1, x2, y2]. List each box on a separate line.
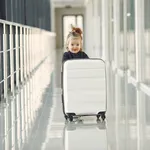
[64, 115, 68, 120]
[96, 114, 101, 120]
[101, 114, 106, 121]
[68, 115, 73, 122]
[64, 114, 73, 122]
[97, 112, 106, 121]
[65, 113, 75, 122]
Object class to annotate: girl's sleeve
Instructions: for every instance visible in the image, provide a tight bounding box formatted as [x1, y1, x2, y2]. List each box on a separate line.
[62, 52, 69, 62]
[83, 52, 89, 58]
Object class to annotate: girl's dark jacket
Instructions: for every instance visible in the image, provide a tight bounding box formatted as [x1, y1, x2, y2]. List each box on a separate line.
[62, 51, 89, 62]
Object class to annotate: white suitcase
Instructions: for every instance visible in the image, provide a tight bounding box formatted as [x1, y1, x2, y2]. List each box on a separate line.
[63, 122, 107, 150]
[62, 59, 107, 121]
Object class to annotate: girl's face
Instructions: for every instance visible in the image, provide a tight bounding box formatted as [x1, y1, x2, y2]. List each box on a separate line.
[68, 38, 81, 53]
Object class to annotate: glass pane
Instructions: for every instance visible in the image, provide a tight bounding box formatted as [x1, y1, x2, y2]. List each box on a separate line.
[119, 0, 124, 68]
[145, 94, 150, 123]
[144, 95, 150, 149]
[107, 68, 116, 116]
[127, 83, 137, 122]
[127, 0, 136, 77]
[116, 75, 126, 119]
[98, 0, 102, 57]
[140, 92, 150, 149]
[144, 0, 150, 86]
[0, 24, 4, 99]
[111, 0, 114, 61]
[77, 16, 83, 32]
[77, 16, 84, 48]
[63, 16, 76, 49]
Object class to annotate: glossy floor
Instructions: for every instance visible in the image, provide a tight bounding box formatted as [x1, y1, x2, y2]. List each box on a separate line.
[1, 49, 150, 150]
[21, 83, 150, 150]
[23, 87, 107, 150]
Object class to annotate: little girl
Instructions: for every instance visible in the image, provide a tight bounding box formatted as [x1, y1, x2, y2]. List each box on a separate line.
[62, 25, 89, 62]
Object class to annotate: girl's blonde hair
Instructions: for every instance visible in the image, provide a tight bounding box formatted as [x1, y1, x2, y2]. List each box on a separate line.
[65, 25, 83, 51]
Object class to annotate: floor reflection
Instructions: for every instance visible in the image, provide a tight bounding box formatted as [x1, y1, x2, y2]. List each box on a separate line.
[63, 120, 107, 150]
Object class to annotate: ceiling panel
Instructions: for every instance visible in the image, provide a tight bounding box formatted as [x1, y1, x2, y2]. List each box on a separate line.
[52, 0, 86, 7]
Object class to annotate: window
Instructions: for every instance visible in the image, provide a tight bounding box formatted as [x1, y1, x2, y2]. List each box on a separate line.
[119, 0, 124, 68]
[127, 0, 136, 77]
[143, 0, 150, 86]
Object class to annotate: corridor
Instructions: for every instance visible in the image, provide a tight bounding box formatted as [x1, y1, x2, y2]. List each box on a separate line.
[1, 0, 150, 149]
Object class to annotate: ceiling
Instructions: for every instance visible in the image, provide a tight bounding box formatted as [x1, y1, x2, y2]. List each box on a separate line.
[51, 0, 87, 8]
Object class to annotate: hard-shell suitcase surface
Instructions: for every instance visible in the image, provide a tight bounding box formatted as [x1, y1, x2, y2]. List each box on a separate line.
[63, 122, 107, 150]
[62, 59, 107, 121]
